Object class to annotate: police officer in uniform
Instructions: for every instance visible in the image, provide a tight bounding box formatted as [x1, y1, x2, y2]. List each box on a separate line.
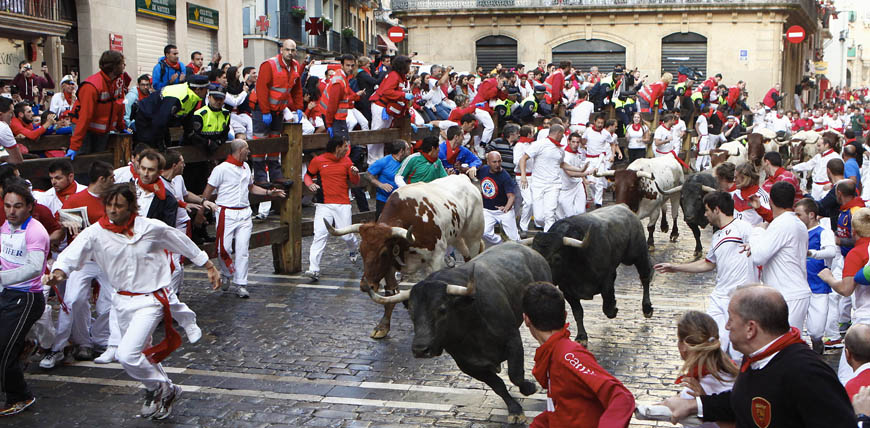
[134, 75, 210, 151]
[494, 86, 519, 125]
[511, 85, 545, 124]
[190, 85, 230, 152]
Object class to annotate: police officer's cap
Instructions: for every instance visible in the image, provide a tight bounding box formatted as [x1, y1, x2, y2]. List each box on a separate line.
[507, 86, 520, 96]
[534, 85, 546, 94]
[208, 84, 226, 99]
[188, 75, 209, 88]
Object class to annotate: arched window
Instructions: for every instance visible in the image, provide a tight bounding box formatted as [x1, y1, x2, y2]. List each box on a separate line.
[475, 36, 517, 72]
[552, 39, 626, 74]
[661, 32, 708, 81]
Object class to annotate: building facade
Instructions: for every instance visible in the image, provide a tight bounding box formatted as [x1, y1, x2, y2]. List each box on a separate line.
[393, 0, 825, 109]
[0, 0, 75, 81]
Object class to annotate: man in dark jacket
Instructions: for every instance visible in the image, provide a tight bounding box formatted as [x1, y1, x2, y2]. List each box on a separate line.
[11, 61, 54, 104]
[353, 57, 377, 123]
[135, 149, 177, 227]
[665, 285, 857, 427]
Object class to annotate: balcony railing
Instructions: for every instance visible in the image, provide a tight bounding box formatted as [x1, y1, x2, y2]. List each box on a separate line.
[392, 0, 818, 24]
[341, 36, 366, 55]
[329, 30, 341, 52]
[279, 13, 307, 44]
[0, 0, 63, 21]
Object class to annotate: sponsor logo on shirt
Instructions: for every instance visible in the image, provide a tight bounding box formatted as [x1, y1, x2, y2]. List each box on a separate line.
[751, 396, 772, 428]
[564, 353, 595, 375]
[481, 177, 499, 199]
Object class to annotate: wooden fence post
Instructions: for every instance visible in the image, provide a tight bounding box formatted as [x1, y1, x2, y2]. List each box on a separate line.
[398, 116, 412, 143]
[646, 109, 660, 158]
[275, 122, 303, 273]
[111, 134, 132, 168]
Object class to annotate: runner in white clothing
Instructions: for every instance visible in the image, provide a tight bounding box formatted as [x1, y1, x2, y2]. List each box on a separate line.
[513, 126, 538, 233]
[694, 112, 712, 171]
[569, 90, 594, 133]
[557, 132, 591, 219]
[655, 191, 757, 359]
[792, 135, 842, 199]
[743, 181, 811, 329]
[518, 124, 586, 231]
[582, 114, 613, 208]
[653, 113, 679, 158]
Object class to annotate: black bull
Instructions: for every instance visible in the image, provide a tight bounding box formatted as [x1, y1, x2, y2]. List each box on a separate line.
[664, 171, 719, 259]
[528, 204, 654, 344]
[366, 242, 551, 422]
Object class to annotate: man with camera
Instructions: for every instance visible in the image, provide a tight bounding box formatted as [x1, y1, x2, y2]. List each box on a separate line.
[12, 61, 54, 105]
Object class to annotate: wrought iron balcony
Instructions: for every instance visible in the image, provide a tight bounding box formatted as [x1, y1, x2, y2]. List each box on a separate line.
[0, 0, 74, 36]
[391, 0, 818, 25]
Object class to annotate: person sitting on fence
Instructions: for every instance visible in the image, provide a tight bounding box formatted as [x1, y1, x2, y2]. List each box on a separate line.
[10, 101, 51, 153]
[48, 74, 77, 117]
[133, 75, 209, 152]
[68, 50, 130, 160]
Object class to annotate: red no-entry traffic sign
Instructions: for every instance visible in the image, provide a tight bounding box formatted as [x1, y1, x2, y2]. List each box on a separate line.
[786, 25, 806, 44]
[388, 26, 405, 43]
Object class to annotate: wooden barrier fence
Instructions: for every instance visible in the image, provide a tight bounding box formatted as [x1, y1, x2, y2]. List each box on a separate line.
[15, 118, 439, 274]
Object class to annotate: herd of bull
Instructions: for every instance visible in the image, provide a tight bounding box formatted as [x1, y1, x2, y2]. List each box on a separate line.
[320, 130, 830, 421]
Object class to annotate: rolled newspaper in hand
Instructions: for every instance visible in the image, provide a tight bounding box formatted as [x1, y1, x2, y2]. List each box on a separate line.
[634, 403, 703, 425]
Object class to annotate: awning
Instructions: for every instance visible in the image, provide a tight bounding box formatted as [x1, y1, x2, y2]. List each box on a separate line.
[377, 34, 397, 52]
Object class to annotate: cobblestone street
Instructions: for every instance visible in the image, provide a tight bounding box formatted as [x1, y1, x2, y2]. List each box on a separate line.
[17, 207, 844, 427]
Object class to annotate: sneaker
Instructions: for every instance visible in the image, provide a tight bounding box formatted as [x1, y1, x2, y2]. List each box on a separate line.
[0, 397, 36, 416]
[444, 252, 456, 268]
[235, 286, 250, 299]
[39, 350, 64, 369]
[94, 346, 117, 364]
[185, 325, 203, 344]
[140, 387, 161, 418]
[30, 347, 50, 363]
[811, 337, 824, 354]
[304, 270, 320, 282]
[840, 322, 852, 335]
[220, 275, 231, 291]
[152, 384, 181, 420]
[73, 345, 94, 361]
[252, 213, 267, 221]
[824, 336, 845, 349]
[349, 251, 359, 263]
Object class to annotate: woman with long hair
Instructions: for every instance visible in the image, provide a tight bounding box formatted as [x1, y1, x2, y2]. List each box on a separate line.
[626, 111, 650, 163]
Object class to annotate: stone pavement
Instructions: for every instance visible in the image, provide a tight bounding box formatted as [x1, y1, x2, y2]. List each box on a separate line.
[16, 205, 845, 427]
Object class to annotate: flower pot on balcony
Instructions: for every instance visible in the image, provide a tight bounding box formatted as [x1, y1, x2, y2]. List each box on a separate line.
[289, 6, 306, 19]
[341, 28, 355, 38]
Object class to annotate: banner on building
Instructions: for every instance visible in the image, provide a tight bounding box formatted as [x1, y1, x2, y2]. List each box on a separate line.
[814, 61, 828, 74]
[188, 3, 219, 30]
[136, 0, 176, 20]
[0, 39, 26, 79]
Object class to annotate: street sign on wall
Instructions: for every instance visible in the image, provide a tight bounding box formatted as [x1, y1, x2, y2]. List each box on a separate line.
[110, 33, 124, 53]
[388, 26, 406, 43]
[786, 25, 805, 44]
[188, 3, 219, 30]
[136, 0, 176, 20]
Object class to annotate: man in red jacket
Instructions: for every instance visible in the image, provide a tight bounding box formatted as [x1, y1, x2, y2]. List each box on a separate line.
[11, 101, 54, 141]
[523, 282, 635, 428]
[761, 151, 801, 204]
[471, 71, 509, 145]
[68, 50, 129, 159]
[303, 137, 360, 281]
[251, 39, 303, 138]
[322, 55, 365, 140]
[726, 80, 746, 111]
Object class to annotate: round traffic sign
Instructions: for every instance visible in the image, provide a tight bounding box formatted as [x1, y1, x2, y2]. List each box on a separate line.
[388, 26, 406, 43]
[786, 25, 805, 44]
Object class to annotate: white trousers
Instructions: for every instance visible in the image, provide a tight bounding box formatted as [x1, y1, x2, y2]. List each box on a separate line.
[786, 296, 811, 331]
[217, 207, 253, 286]
[810, 183, 828, 200]
[370, 103, 393, 130]
[230, 113, 254, 139]
[309, 204, 358, 272]
[26, 285, 55, 348]
[114, 292, 173, 391]
[346, 108, 370, 131]
[806, 292, 830, 339]
[694, 135, 713, 171]
[707, 294, 741, 361]
[840, 315, 870, 384]
[587, 156, 607, 206]
[531, 183, 560, 232]
[474, 108, 495, 144]
[557, 184, 587, 220]
[482, 208, 519, 245]
[51, 262, 113, 352]
[515, 177, 535, 231]
[826, 255, 847, 338]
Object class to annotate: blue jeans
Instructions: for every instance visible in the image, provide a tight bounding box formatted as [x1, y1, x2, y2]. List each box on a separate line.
[432, 103, 451, 121]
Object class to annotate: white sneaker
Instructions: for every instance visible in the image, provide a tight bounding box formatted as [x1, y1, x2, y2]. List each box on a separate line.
[349, 251, 359, 263]
[140, 385, 161, 418]
[94, 346, 117, 364]
[39, 350, 64, 369]
[152, 383, 182, 420]
[304, 270, 320, 281]
[185, 325, 203, 344]
[235, 286, 250, 298]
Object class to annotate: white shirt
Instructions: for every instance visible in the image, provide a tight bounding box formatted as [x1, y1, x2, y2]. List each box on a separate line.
[0, 121, 16, 148]
[570, 100, 594, 127]
[730, 186, 772, 226]
[626, 124, 647, 150]
[583, 127, 610, 157]
[136, 183, 155, 218]
[749, 211, 811, 300]
[53, 217, 209, 294]
[793, 149, 842, 185]
[706, 218, 758, 299]
[168, 175, 191, 229]
[207, 161, 254, 207]
[695, 114, 709, 137]
[560, 149, 585, 189]
[35, 182, 87, 215]
[672, 119, 687, 140]
[514, 141, 534, 176]
[654, 125, 677, 154]
[425, 77, 446, 108]
[769, 115, 790, 133]
[824, 114, 844, 130]
[114, 163, 136, 184]
[49, 92, 71, 115]
[525, 139, 565, 185]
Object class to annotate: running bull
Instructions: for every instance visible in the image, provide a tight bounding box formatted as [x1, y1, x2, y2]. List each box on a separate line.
[325, 175, 484, 339]
[661, 171, 718, 259]
[522, 204, 654, 345]
[366, 242, 550, 423]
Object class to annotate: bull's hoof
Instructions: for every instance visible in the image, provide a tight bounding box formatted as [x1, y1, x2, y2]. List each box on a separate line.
[693, 249, 704, 259]
[670, 234, 679, 243]
[575, 335, 589, 347]
[643, 304, 654, 318]
[648, 244, 656, 252]
[660, 224, 669, 233]
[603, 305, 618, 319]
[519, 381, 537, 396]
[506, 413, 527, 425]
[370, 326, 390, 339]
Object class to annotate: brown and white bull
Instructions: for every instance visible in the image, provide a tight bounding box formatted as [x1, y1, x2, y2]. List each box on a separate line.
[595, 155, 684, 250]
[325, 174, 484, 339]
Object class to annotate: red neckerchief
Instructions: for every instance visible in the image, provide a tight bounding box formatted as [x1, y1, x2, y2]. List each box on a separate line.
[631, 123, 644, 132]
[226, 154, 244, 167]
[445, 141, 462, 165]
[163, 59, 181, 71]
[660, 123, 672, 131]
[776, 114, 783, 119]
[840, 197, 866, 212]
[548, 137, 561, 147]
[99, 211, 137, 237]
[137, 88, 149, 101]
[56, 181, 78, 202]
[740, 327, 805, 372]
[728, 183, 737, 192]
[189, 64, 200, 75]
[137, 177, 167, 200]
[675, 365, 711, 384]
[739, 184, 760, 201]
[773, 167, 787, 180]
[63, 91, 73, 105]
[822, 149, 835, 157]
[422, 151, 439, 163]
[565, 144, 579, 154]
[592, 125, 603, 132]
[517, 137, 534, 143]
[129, 163, 139, 180]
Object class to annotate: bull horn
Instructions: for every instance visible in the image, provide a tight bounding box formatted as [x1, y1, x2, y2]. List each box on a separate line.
[518, 237, 534, 246]
[594, 170, 615, 177]
[700, 185, 718, 193]
[636, 171, 654, 180]
[391, 225, 416, 245]
[325, 220, 361, 236]
[562, 230, 591, 249]
[446, 266, 476, 296]
[367, 289, 411, 305]
[659, 184, 683, 195]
